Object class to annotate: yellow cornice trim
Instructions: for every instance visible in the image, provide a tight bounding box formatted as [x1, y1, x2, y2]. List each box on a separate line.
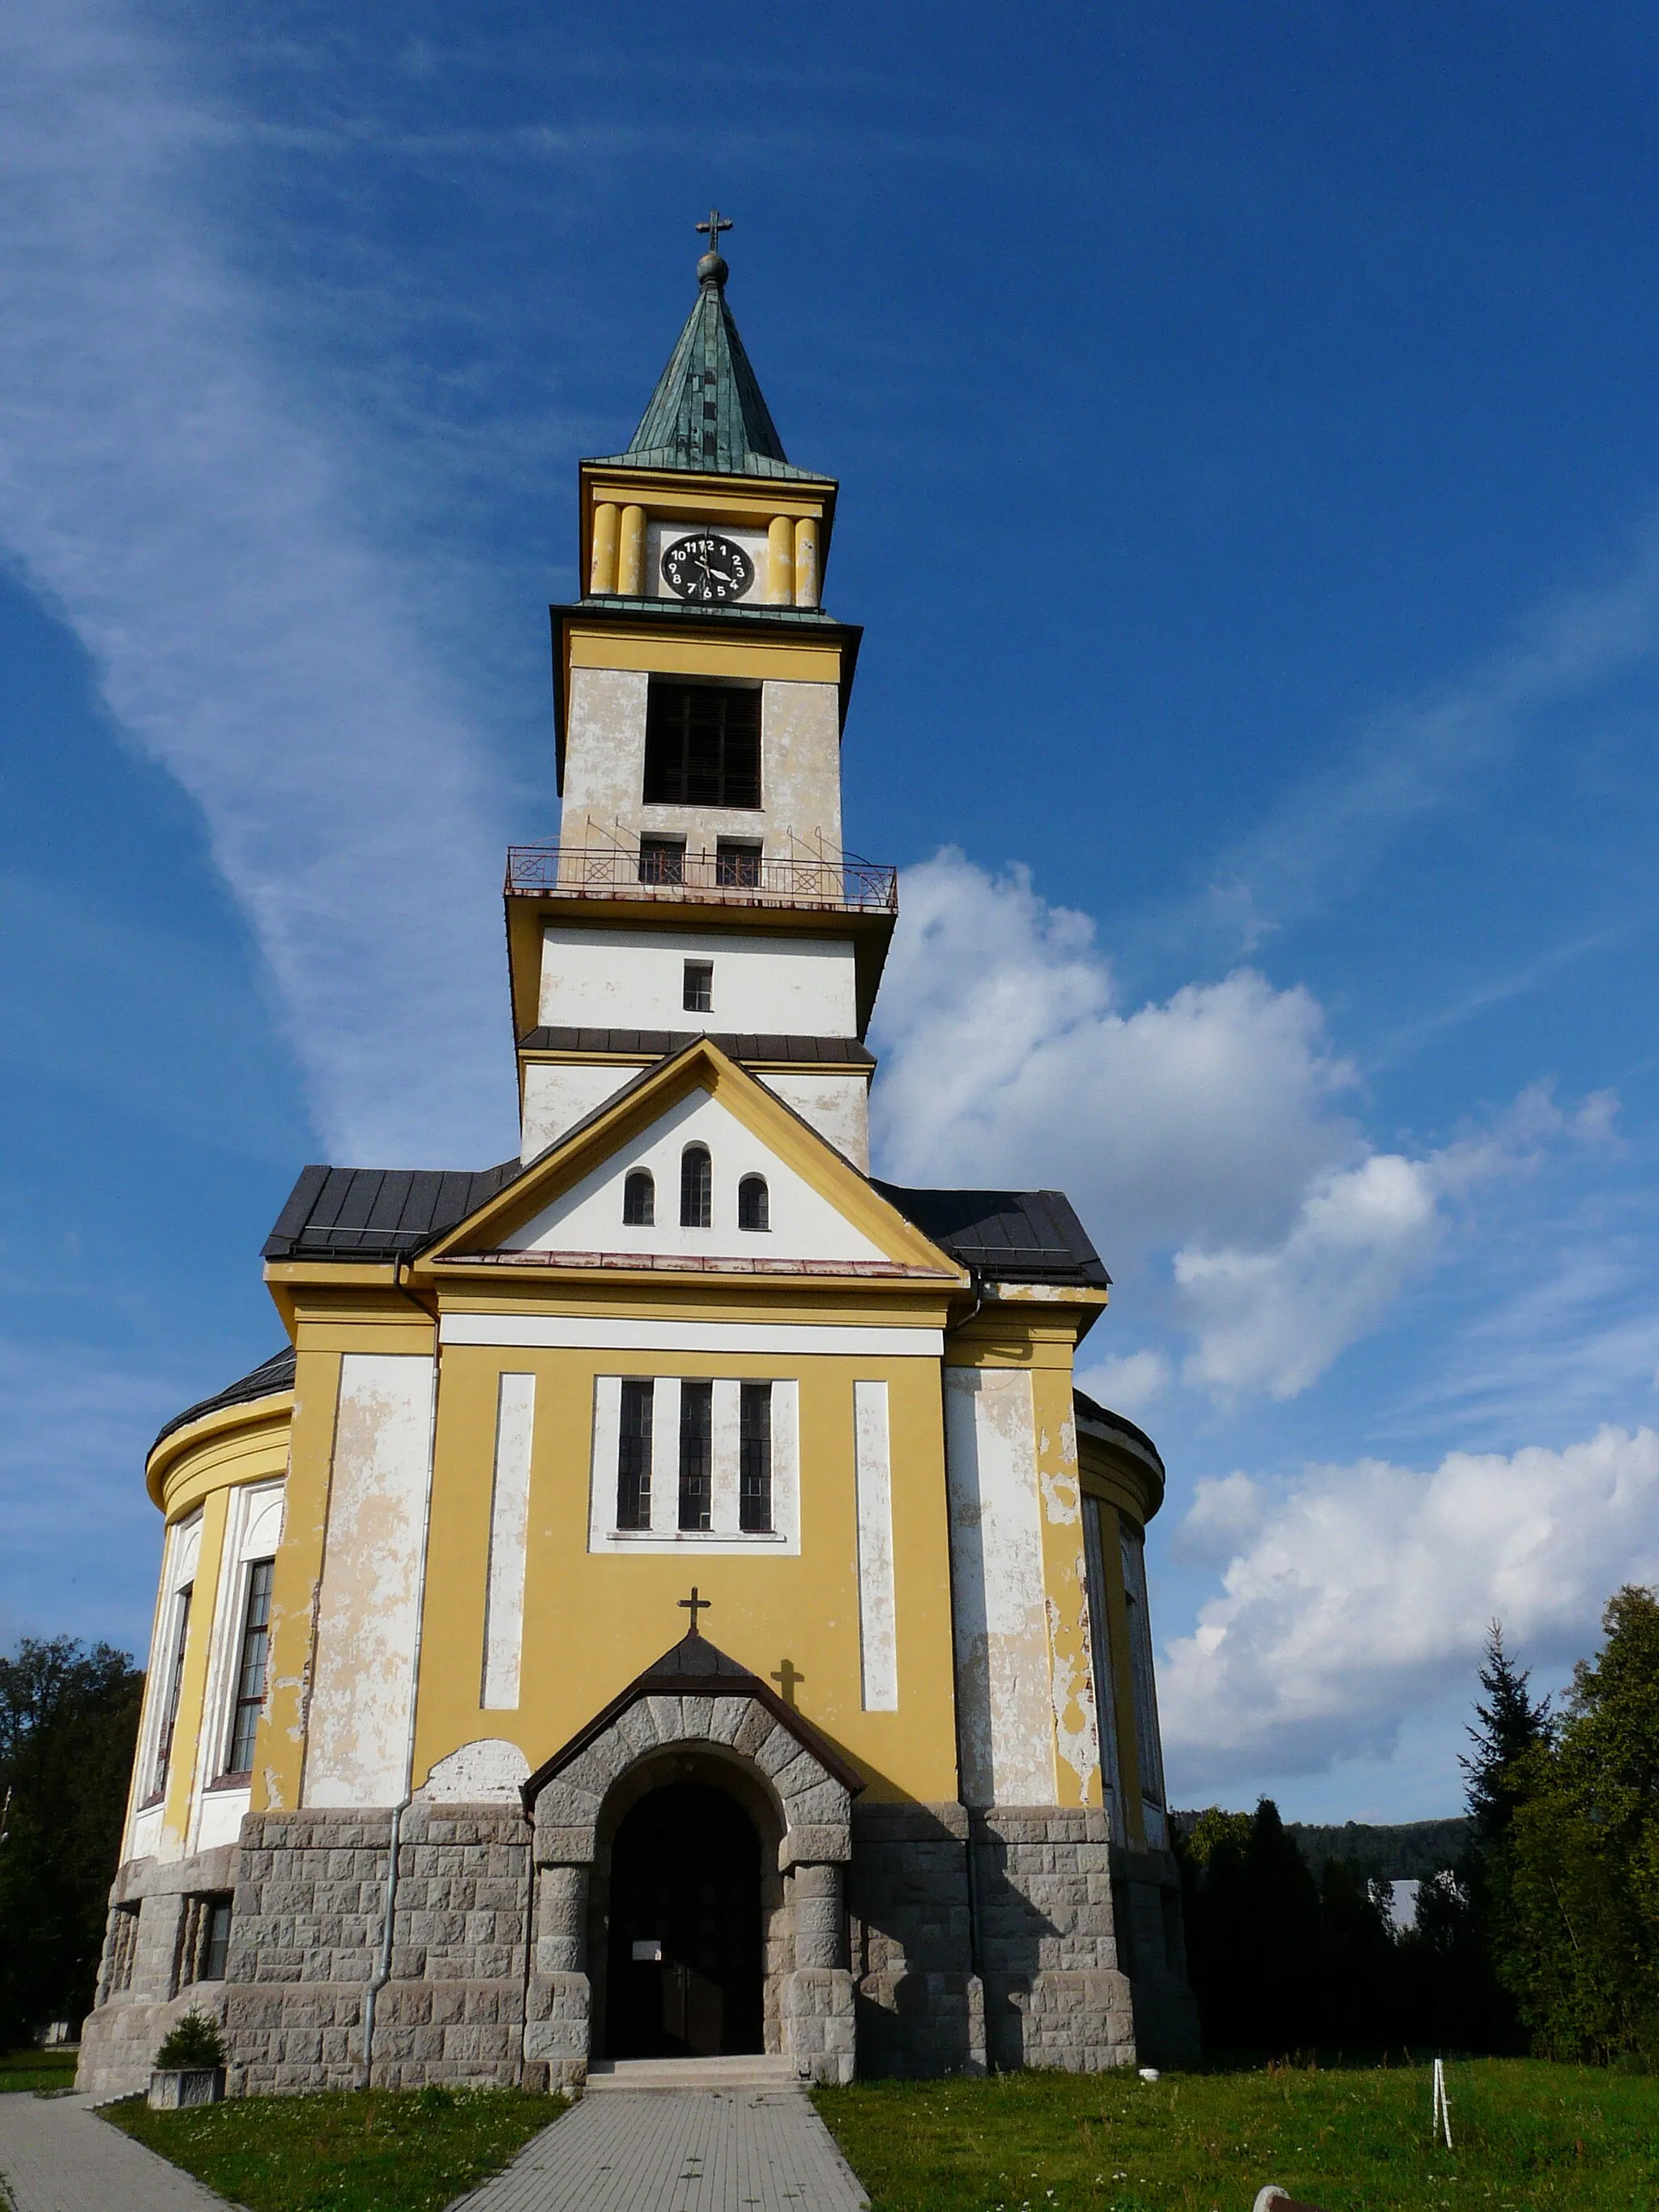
[419, 1038, 966, 1282]
[146, 1395, 292, 1511]
[263, 1260, 399, 1288]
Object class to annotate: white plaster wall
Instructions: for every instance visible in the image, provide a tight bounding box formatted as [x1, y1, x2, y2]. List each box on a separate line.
[420, 1737, 530, 1803]
[760, 1072, 870, 1170]
[560, 666, 650, 846]
[587, 1374, 800, 1556]
[521, 1062, 637, 1161]
[760, 681, 842, 853]
[538, 927, 858, 1036]
[482, 1375, 535, 1711]
[501, 1085, 886, 1264]
[854, 1381, 898, 1711]
[304, 1355, 436, 1809]
[944, 1366, 1057, 1806]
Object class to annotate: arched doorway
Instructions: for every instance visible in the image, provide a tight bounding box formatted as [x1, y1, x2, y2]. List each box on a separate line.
[604, 1779, 764, 2057]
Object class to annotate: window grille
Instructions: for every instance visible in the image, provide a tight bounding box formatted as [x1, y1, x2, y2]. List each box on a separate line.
[616, 1380, 654, 1531]
[683, 960, 714, 1013]
[224, 1558, 275, 1778]
[740, 1383, 773, 1533]
[679, 1380, 713, 1531]
[151, 1584, 193, 1798]
[638, 836, 685, 885]
[643, 681, 761, 808]
[737, 1174, 770, 1233]
[680, 1145, 712, 1228]
[623, 1169, 655, 1226]
[715, 841, 762, 888]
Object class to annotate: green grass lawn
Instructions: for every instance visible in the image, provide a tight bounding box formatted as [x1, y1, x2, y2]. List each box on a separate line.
[101, 2083, 561, 2212]
[0, 2048, 78, 2095]
[813, 2059, 1659, 2212]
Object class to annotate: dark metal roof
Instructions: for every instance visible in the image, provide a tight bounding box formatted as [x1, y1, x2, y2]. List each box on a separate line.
[586, 262, 827, 481]
[1073, 1387, 1165, 1478]
[263, 1161, 522, 1261]
[152, 1346, 296, 1455]
[519, 1027, 874, 1068]
[871, 1183, 1111, 1290]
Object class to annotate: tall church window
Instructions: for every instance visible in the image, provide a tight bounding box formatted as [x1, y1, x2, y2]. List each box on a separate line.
[643, 680, 761, 808]
[680, 1144, 712, 1228]
[624, 1168, 655, 1226]
[740, 1383, 773, 1532]
[151, 1584, 193, 1799]
[679, 1380, 713, 1531]
[638, 836, 684, 885]
[683, 960, 713, 1013]
[738, 1174, 770, 1232]
[223, 1558, 275, 1777]
[616, 1380, 654, 1530]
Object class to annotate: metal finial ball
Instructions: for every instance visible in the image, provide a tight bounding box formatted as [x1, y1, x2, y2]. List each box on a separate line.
[697, 249, 729, 287]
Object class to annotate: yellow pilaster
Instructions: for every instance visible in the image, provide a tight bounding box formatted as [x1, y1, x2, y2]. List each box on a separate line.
[160, 1485, 230, 1852]
[253, 1346, 342, 1812]
[617, 504, 646, 595]
[792, 518, 820, 607]
[766, 514, 794, 604]
[590, 501, 619, 593]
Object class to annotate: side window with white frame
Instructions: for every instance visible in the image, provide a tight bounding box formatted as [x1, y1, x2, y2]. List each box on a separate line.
[223, 1558, 275, 1778]
[589, 1376, 799, 1555]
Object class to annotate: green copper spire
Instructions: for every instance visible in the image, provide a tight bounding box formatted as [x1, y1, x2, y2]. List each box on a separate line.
[590, 215, 828, 482]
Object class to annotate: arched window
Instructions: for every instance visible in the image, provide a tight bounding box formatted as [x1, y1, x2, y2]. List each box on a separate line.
[623, 1168, 655, 1227]
[738, 1174, 770, 1233]
[680, 1144, 712, 1229]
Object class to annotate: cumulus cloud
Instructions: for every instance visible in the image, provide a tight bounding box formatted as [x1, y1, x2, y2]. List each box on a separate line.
[0, 0, 514, 1164]
[1076, 1349, 1171, 1416]
[1159, 1426, 1659, 1785]
[873, 851, 1610, 1400]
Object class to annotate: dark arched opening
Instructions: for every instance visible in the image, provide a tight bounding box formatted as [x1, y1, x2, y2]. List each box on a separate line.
[603, 1779, 764, 2057]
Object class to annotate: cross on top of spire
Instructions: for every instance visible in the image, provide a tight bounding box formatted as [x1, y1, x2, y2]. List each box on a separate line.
[696, 208, 732, 286]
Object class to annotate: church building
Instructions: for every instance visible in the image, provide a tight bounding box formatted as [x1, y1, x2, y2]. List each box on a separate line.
[79, 224, 1197, 2099]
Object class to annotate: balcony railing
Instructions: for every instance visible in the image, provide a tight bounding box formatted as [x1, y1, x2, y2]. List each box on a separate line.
[504, 844, 898, 914]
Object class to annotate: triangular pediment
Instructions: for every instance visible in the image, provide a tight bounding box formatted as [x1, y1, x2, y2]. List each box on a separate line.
[420, 1039, 961, 1280]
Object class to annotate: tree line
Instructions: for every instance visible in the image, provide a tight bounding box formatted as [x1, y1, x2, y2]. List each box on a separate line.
[1175, 1583, 1659, 2065]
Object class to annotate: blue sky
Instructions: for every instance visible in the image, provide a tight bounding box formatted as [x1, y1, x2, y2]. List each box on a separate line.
[4, 0, 1659, 1819]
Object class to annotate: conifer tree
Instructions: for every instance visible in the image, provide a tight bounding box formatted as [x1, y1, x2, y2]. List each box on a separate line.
[1461, 1621, 1551, 1847]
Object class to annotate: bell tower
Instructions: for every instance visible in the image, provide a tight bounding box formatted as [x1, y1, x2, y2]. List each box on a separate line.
[507, 217, 894, 1170]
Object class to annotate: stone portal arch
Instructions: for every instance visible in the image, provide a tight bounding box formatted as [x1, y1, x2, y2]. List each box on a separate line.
[521, 1629, 860, 2086]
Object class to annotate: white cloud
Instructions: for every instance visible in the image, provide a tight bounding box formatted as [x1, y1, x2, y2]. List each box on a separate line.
[872, 851, 1609, 1400]
[0, 0, 515, 1165]
[1076, 1349, 1171, 1416]
[1159, 1425, 1659, 1787]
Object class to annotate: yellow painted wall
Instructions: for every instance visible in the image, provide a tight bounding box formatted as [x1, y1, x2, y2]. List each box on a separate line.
[410, 1340, 959, 1805]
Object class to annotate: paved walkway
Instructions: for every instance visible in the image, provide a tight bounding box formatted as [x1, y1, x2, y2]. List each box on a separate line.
[0, 2093, 228, 2212]
[454, 2090, 869, 2212]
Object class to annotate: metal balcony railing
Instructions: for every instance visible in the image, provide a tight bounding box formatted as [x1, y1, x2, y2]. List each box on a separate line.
[504, 844, 898, 914]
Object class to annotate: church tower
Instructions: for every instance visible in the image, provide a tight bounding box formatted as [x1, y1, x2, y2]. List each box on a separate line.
[513, 218, 884, 1174]
[78, 225, 1197, 2102]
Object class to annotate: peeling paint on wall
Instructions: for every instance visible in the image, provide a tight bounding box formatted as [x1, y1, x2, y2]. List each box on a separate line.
[482, 1374, 535, 1711]
[943, 1367, 1056, 1805]
[304, 1354, 435, 1808]
[854, 1380, 898, 1711]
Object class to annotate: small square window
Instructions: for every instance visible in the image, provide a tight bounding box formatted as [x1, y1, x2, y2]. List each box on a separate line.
[683, 961, 713, 1014]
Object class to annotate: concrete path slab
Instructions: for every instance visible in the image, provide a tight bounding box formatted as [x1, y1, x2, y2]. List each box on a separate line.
[453, 2089, 869, 2212]
[0, 2092, 229, 2212]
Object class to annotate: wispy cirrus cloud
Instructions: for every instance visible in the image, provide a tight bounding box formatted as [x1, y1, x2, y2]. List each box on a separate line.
[0, 0, 516, 1166]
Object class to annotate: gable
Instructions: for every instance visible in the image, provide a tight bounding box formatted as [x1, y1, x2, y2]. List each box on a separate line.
[501, 1083, 886, 1264]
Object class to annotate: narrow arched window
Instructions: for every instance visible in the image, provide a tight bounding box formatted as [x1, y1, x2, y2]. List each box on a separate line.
[738, 1174, 770, 1233]
[623, 1168, 655, 1227]
[680, 1144, 712, 1229]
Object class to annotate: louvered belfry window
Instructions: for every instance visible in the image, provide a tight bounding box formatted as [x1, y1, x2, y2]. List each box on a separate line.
[643, 682, 761, 809]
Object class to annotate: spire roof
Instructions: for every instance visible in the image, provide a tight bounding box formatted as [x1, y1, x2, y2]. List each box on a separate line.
[590, 229, 830, 483]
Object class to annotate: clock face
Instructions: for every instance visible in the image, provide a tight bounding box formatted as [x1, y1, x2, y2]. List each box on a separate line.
[660, 532, 756, 604]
